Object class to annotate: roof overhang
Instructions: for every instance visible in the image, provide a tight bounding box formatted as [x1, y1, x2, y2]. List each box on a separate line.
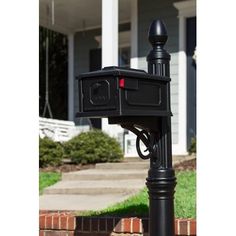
[39, 0, 131, 35]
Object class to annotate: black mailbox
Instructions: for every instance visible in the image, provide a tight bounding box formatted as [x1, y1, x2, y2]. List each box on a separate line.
[77, 66, 171, 119]
[76, 20, 177, 236]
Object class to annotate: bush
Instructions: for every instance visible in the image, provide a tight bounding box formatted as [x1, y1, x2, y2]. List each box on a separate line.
[64, 130, 124, 164]
[39, 137, 64, 167]
[188, 137, 196, 154]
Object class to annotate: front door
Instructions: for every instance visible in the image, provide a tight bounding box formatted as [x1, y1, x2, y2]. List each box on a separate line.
[186, 17, 197, 149]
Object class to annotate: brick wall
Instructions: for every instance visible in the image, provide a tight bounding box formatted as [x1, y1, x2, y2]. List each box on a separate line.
[39, 211, 196, 236]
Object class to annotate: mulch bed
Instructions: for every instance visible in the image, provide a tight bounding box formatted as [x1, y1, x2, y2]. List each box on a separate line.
[174, 158, 196, 171]
[40, 156, 196, 173]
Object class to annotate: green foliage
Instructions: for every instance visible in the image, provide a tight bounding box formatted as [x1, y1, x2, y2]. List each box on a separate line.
[39, 172, 61, 194]
[188, 137, 196, 154]
[175, 171, 196, 218]
[82, 171, 196, 219]
[39, 137, 64, 167]
[64, 130, 123, 164]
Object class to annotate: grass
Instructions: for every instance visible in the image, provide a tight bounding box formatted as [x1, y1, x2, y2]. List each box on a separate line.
[39, 172, 61, 195]
[81, 170, 196, 218]
[175, 171, 196, 218]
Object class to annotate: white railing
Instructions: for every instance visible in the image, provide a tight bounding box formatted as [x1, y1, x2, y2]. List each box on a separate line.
[39, 117, 90, 142]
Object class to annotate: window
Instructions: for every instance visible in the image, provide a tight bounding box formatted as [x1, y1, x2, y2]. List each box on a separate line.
[94, 31, 131, 68]
[118, 46, 130, 68]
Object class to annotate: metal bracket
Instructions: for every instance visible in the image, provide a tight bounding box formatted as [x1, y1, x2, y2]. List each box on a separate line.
[121, 124, 160, 163]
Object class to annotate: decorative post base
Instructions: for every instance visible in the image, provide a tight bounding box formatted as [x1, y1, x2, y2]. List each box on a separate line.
[146, 169, 176, 236]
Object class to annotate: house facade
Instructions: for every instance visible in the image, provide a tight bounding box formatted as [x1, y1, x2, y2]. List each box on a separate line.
[39, 0, 196, 157]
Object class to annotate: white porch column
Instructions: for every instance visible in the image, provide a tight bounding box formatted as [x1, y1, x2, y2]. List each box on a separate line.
[173, 0, 196, 155]
[130, 0, 138, 69]
[176, 15, 188, 155]
[101, 0, 123, 142]
[102, 0, 118, 67]
[68, 33, 74, 121]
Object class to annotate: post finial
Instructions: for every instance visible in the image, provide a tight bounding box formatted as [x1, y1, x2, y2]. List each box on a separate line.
[147, 19, 170, 76]
[148, 19, 168, 48]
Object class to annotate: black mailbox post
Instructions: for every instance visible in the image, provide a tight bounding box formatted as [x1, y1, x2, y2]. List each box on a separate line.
[77, 19, 176, 236]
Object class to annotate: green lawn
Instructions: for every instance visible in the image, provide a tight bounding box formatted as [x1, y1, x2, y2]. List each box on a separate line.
[175, 171, 196, 218]
[82, 170, 196, 218]
[39, 172, 61, 195]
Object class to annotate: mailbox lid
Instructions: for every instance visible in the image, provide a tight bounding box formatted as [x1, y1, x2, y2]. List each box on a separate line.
[78, 66, 171, 82]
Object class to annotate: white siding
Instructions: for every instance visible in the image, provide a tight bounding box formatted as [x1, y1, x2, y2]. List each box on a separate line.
[136, 0, 183, 149]
[137, 52, 179, 144]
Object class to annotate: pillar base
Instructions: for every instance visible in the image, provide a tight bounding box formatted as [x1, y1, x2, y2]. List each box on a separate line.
[146, 168, 176, 236]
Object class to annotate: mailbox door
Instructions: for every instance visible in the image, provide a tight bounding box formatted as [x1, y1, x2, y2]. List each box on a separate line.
[80, 77, 119, 112]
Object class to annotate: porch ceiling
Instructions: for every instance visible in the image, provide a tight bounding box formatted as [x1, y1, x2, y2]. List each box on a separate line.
[39, 0, 131, 35]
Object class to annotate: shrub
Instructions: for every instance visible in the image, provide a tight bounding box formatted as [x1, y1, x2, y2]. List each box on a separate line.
[188, 137, 196, 154]
[64, 130, 124, 164]
[39, 137, 64, 167]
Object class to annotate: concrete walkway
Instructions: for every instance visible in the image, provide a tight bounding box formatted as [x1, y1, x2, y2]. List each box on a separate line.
[39, 155, 195, 211]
